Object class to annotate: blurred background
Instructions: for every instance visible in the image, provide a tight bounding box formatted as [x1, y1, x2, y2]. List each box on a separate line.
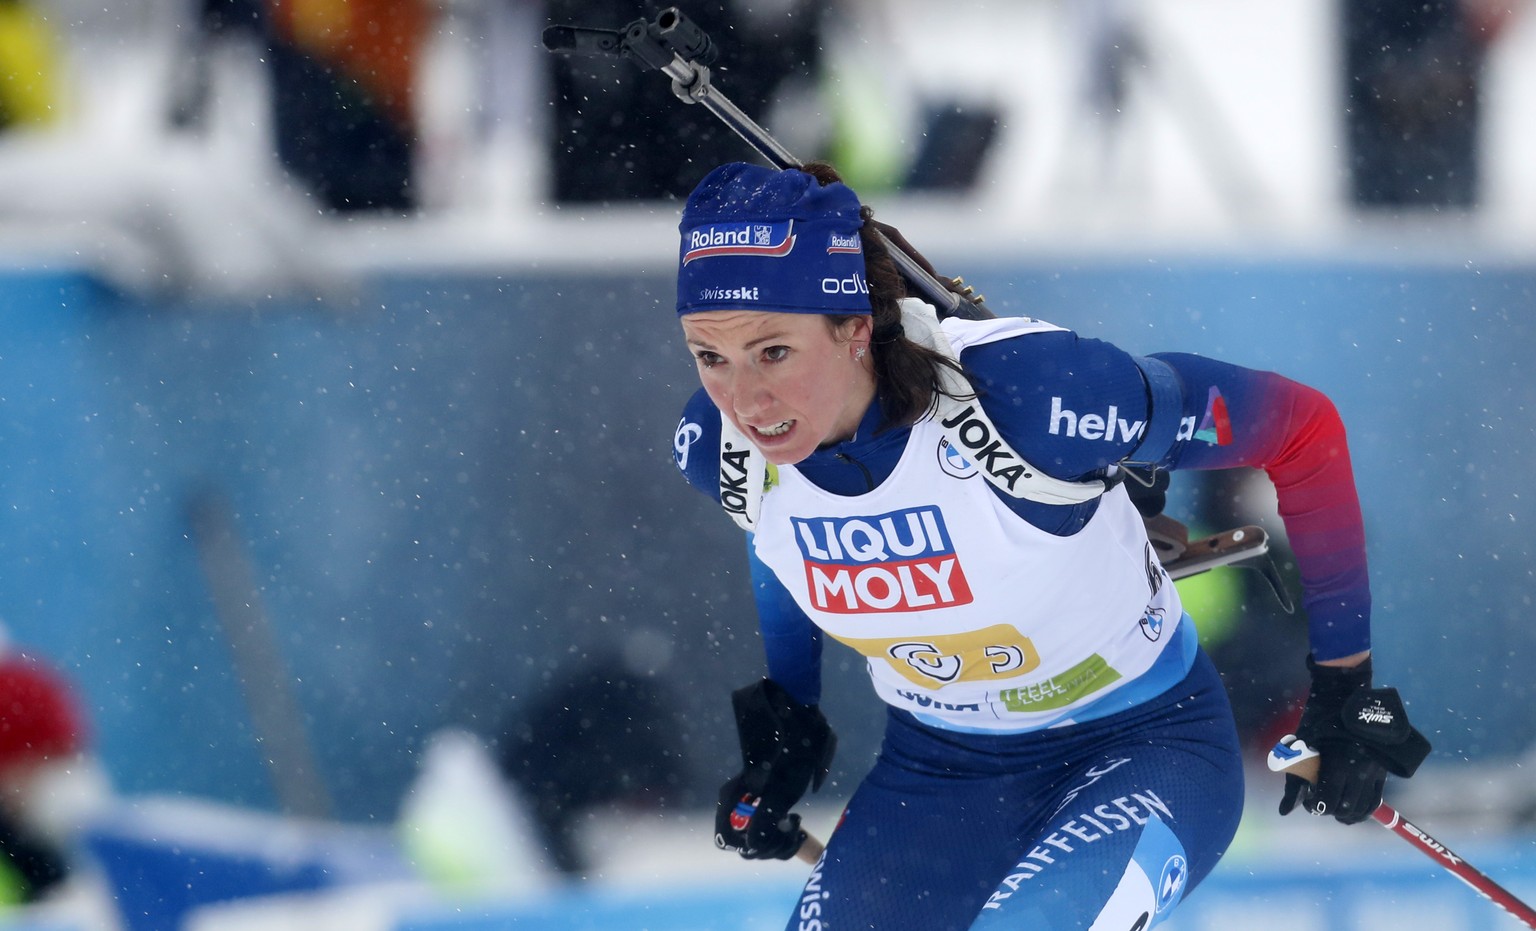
[0, 0, 1533, 928]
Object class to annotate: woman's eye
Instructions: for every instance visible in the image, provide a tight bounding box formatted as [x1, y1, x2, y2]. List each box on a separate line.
[695, 351, 724, 368]
[763, 345, 790, 362]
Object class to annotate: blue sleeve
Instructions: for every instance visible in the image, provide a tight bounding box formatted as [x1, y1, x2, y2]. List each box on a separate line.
[962, 330, 1152, 481]
[748, 538, 824, 705]
[673, 387, 722, 501]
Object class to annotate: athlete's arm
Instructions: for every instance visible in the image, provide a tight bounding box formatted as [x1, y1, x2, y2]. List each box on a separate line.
[747, 542, 824, 705]
[672, 388, 825, 703]
[965, 334, 1370, 661]
[673, 388, 724, 497]
[1147, 352, 1370, 662]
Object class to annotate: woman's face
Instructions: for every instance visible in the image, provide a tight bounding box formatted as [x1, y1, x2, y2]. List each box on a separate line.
[681, 310, 875, 465]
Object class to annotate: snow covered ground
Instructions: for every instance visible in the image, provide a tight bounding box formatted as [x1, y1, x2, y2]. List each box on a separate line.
[7, 749, 1534, 931]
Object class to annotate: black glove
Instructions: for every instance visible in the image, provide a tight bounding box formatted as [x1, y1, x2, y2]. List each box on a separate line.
[1279, 656, 1432, 824]
[714, 678, 836, 860]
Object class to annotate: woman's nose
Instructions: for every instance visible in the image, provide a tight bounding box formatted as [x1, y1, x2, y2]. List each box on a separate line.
[728, 368, 772, 419]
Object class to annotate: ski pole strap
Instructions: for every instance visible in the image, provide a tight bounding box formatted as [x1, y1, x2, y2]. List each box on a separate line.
[1125, 354, 1184, 467]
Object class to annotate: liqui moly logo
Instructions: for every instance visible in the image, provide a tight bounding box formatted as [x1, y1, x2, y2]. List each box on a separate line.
[792, 506, 973, 613]
[682, 220, 796, 264]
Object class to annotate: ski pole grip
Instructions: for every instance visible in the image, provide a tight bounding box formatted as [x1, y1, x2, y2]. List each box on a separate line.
[1267, 734, 1322, 783]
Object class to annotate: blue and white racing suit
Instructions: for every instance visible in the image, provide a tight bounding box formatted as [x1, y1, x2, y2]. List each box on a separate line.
[673, 314, 1372, 930]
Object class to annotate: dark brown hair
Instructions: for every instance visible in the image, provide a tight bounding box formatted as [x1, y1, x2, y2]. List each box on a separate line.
[798, 161, 970, 430]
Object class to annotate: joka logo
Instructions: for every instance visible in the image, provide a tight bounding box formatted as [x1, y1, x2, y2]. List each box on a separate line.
[792, 507, 974, 613]
[939, 404, 1032, 491]
[682, 220, 796, 264]
[720, 441, 752, 518]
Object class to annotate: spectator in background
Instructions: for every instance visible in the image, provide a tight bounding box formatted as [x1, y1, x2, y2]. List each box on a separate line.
[0, 0, 59, 132]
[266, 0, 430, 213]
[0, 652, 90, 904]
[1342, 0, 1518, 209]
[544, 1, 827, 203]
[191, 0, 431, 213]
[495, 655, 688, 874]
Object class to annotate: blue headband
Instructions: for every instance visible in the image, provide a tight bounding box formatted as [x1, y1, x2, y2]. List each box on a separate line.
[676, 163, 871, 316]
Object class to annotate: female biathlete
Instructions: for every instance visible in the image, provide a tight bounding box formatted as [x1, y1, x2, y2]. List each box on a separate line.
[669, 161, 1429, 931]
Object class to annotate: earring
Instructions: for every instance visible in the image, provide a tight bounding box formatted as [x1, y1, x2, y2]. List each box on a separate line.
[854, 346, 868, 361]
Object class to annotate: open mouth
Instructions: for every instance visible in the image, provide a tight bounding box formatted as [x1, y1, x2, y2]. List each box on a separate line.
[755, 420, 793, 438]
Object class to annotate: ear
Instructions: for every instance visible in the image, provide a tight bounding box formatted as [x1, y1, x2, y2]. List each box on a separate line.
[839, 314, 873, 344]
